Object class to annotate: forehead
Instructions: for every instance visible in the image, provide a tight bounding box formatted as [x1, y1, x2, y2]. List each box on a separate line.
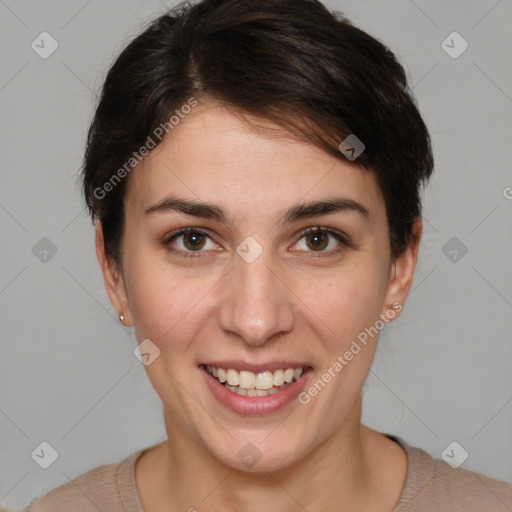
[125, 105, 385, 222]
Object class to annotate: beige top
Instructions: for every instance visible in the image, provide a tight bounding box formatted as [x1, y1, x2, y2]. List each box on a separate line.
[8, 435, 512, 511]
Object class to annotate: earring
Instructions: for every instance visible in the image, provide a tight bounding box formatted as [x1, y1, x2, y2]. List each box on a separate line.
[119, 312, 124, 325]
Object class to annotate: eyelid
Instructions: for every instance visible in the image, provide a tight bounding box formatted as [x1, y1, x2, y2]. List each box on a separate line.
[163, 227, 219, 257]
[163, 225, 352, 257]
[164, 226, 214, 243]
[290, 226, 352, 255]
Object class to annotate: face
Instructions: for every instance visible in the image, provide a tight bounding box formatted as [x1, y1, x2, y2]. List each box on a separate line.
[97, 102, 420, 472]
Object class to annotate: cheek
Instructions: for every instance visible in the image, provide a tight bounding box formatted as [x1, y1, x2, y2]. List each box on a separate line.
[125, 259, 207, 349]
[298, 267, 388, 413]
[297, 262, 388, 343]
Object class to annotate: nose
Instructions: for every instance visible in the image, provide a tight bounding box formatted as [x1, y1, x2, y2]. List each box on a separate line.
[218, 244, 295, 346]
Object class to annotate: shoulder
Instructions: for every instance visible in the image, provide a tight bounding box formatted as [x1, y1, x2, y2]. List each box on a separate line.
[425, 456, 512, 510]
[20, 449, 145, 512]
[392, 436, 512, 511]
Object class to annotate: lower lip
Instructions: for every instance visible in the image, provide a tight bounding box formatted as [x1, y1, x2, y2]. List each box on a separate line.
[199, 365, 313, 415]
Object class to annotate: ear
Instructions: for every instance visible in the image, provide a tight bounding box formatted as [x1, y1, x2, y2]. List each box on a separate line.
[381, 217, 422, 322]
[95, 221, 133, 326]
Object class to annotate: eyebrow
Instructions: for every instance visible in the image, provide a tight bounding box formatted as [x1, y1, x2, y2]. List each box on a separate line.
[143, 195, 370, 224]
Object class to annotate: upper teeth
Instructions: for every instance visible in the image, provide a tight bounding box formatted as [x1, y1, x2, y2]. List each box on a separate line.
[206, 366, 304, 389]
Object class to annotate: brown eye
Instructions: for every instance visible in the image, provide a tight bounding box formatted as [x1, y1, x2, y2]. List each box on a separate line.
[183, 231, 206, 251]
[305, 230, 329, 251]
[293, 227, 350, 256]
[164, 227, 217, 258]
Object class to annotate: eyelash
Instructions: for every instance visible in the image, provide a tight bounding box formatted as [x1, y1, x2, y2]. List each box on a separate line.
[163, 226, 351, 259]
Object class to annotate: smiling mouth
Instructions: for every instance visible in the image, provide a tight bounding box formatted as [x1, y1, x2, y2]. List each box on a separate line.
[201, 364, 308, 397]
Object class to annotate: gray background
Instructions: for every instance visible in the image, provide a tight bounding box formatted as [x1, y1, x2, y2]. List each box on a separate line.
[1, 0, 511, 508]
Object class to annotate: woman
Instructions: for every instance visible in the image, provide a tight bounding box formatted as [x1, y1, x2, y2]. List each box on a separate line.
[16, 0, 512, 510]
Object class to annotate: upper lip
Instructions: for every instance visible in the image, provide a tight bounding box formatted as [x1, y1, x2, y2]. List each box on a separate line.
[200, 361, 312, 373]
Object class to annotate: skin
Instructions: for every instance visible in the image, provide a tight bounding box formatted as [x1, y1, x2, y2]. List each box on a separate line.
[96, 102, 422, 511]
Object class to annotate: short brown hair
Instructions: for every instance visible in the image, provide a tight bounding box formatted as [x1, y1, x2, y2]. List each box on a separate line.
[81, 0, 434, 267]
